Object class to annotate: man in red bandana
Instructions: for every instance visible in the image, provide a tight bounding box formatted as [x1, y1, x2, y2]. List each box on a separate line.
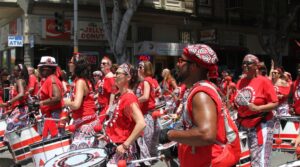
[159, 44, 241, 167]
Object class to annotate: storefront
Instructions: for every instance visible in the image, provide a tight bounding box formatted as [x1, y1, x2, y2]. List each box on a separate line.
[134, 41, 187, 80]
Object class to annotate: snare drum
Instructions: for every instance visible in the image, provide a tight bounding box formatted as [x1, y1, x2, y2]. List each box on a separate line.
[44, 148, 107, 167]
[236, 131, 251, 167]
[273, 116, 300, 151]
[30, 134, 71, 167]
[278, 160, 300, 167]
[5, 125, 42, 163]
[0, 119, 7, 147]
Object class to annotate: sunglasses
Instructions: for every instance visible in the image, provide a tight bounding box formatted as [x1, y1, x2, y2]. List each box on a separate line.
[101, 62, 108, 65]
[93, 75, 100, 77]
[177, 57, 193, 64]
[115, 71, 127, 76]
[242, 61, 255, 66]
[272, 71, 279, 74]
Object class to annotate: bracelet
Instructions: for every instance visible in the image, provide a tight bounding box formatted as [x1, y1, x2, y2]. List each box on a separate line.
[122, 143, 129, 150]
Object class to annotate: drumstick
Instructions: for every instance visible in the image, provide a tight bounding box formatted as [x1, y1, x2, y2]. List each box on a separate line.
[124, 155, 165, 165]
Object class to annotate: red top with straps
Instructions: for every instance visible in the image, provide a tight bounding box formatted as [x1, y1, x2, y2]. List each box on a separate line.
[40, 74, 64, 117]
[274, 85, 291, 104]
[106, 92, 138, 143]
[234, 75, 278, 128]
[136, 77, 156, 114]
[72, 78, 96, 119]
[179, 81, 240, 167]
[10, 80, 28, 109]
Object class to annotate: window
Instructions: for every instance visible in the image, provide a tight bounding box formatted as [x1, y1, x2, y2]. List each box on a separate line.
[137, 27, 152, 41]
[197, 0, 213, 15]
[179, 30, 191, 43]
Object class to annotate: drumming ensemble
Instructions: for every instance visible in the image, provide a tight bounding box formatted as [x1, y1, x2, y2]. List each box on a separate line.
[1, 44, 300, 167]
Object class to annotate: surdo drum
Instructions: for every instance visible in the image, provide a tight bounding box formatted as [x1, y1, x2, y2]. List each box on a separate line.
[30, 134, 72, 167]
[273, 116, 300, 152]
[0, 119, 7, 148]
[236, 131, 251, 167]
[5, 125, 42, 163]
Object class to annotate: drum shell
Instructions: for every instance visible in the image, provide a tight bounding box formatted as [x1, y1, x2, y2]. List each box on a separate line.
[30, 134, 71, 167]
[5, 126, 42, 163]
[236, 131, 251, 167]
[0, 119, 7, 148]
[44, 148, 107, 167]
[273, 116, 300, 152]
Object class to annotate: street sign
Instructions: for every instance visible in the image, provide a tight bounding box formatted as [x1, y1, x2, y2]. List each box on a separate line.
[8, 35, 23, 47]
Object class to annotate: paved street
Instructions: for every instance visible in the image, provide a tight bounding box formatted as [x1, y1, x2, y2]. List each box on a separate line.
[0, 145, 297, 167]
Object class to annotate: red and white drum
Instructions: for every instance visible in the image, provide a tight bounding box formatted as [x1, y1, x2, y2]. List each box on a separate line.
[278, 160, 300, 167]
[30, 134, 72, 167]
[0, 119, 7, 148]
[158, 115, 173, 130]
[273, 116, 300, 151]
[5, 125, 42, 163]
[44, 148, 107, 167]
[237, 131, 251, 167]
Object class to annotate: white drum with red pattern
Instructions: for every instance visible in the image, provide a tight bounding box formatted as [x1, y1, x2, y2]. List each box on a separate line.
[273, 116, 300, 151]
[30, 134, 71, 167]
[5, 125, 42, 163]
[236, 131, 251, 167]
[0, 119, 7, 148]
[44, 148, 107, 167]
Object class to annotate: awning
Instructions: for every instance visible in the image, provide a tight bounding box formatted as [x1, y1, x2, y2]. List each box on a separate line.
[134, 41, 187, 56]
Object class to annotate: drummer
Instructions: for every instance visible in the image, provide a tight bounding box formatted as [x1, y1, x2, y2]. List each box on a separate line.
[104, 63, 146, 165]
[64, 54, 99, 150]
[2, 64, 29, 132]
[38, 56, 65, 139]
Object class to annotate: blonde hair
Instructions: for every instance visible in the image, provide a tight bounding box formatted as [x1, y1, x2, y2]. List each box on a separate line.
[143, 61, 153, 77]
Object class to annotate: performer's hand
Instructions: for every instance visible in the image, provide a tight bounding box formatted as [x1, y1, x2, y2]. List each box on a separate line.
[116, 144, 127, 155]
[248, 103, 261, 112]
[159, 128, 171, 144]
[292, 135, 300, 147]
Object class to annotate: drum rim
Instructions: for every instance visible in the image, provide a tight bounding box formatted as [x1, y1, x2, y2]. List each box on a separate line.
[30, 134, 71, 148]
[44, 148, 107, 167]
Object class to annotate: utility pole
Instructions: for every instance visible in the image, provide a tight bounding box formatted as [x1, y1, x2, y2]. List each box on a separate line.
[74, 0, 78, 53]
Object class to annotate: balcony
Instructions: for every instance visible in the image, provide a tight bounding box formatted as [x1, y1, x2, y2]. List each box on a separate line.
[143, 0, 194, 13]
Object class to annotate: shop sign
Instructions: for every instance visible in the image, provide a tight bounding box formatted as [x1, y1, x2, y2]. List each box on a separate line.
[134, 41, 186, 56]
[78, 21, 105, 41]
[80, 51, 99, 65]
[8, 35, 23, 47]
[138, 55, 152, 61]
[200, 29, 216, 42]
[42, 19, 71, 39]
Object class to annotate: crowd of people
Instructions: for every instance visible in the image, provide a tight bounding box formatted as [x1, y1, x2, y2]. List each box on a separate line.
[1, 44, 300, 167]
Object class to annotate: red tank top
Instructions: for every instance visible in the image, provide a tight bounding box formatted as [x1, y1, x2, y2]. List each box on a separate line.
[293, 79, 300, 114]
[274, 85, 290, 104]
[179, 81, 240, 167]
[72, 79, 96, 119]
[136, 77, 156, 114]
[10, 80, 28, 109]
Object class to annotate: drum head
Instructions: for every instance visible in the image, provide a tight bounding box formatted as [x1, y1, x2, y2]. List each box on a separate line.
[44, 148, 107, 167]
[279, 160, 300, 167]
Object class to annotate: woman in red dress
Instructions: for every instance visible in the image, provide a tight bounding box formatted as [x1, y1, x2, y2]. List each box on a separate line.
[105, 63, 146, 165]
[3, 64, 29, 132]
[64, 55, 99, 150]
